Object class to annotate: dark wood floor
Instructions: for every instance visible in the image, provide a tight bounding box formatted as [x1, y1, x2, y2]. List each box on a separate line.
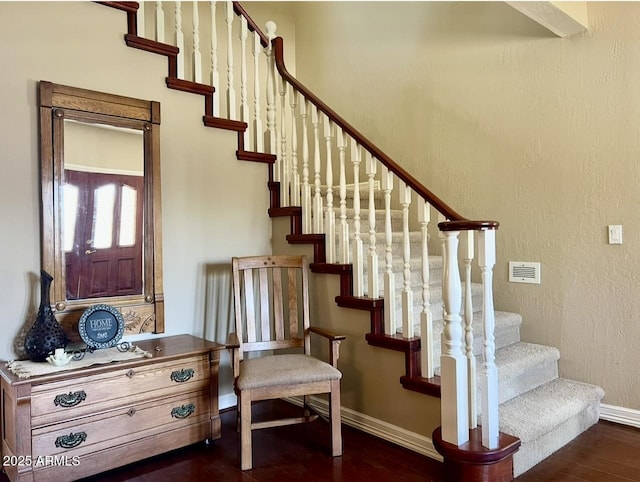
[2, 400, 639, 481]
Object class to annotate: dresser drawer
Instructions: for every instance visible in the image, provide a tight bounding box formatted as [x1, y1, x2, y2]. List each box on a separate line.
[31, 389, 210, 458]
[30, 355, 210, 427]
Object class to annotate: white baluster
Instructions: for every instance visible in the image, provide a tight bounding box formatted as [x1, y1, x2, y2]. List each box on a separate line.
[137, 1, 145, 38]
[437, 212, 447, 262]
[174, 1, 184, 78]
[381, 166, 396, 334]
[351, 140, 364, 297]
[279, 79, 289, 206]
[192, 2, 202, 83]
[265, 22, 277, 161]
[311, 105, 323, 233]
[324, 115, 335, 263]
[225, 1, 236, 119]
[252, 31, 263, 151]
[239, 16, 249, 146]
[400, 181, 414, 339]
[300, 96, 311, 233]
[209, 1, 220, 116]
[419, 199, 433, 378]
[337, 127, 349, 264]
[290, 87, 300, 205]
[155, 1, 165, 43]
[366, 152, 378, 297]
[440, 229, 469, 446]
[464, 230, 477, 429]
[478, 228, 499, 449]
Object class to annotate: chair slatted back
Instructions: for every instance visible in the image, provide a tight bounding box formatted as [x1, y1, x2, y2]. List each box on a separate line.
[232, 255, 311, 361]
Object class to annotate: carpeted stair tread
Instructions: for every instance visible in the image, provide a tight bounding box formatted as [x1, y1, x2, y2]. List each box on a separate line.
[493, 342, 560, 404]
[500, 378, 603, 442]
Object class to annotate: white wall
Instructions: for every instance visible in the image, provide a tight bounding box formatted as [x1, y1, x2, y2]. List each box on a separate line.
[285, 1, 640, 410]
[0, 2, 290, 401]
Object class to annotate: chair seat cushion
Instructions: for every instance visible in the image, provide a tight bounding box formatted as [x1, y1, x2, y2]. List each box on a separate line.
[237, 354, 342, 390]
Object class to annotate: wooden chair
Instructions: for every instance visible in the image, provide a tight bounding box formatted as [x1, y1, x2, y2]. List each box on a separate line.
[228, 255, 345, 470]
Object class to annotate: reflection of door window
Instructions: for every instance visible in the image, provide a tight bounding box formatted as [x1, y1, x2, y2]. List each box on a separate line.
[64, 170, 144, 300]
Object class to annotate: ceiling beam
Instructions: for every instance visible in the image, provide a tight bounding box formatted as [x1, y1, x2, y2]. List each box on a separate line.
[505, 1, 589, 38]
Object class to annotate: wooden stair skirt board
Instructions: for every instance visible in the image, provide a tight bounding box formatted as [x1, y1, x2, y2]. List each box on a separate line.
[432, 426, 521, 482]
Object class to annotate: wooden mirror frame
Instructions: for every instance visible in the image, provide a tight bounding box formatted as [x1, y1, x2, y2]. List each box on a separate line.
[39, 81, 164, 339]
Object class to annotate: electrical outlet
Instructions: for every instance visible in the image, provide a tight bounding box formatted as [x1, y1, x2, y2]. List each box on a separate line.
[608, 225, 623, 245]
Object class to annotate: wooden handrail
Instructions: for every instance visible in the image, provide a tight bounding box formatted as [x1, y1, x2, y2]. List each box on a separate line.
[439, 220, 499, 231]
[272, 36, 499, 231]
[232, 1, 269, 47]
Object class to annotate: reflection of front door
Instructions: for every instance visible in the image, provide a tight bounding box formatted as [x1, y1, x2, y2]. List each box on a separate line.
[64, 170, 144, 300]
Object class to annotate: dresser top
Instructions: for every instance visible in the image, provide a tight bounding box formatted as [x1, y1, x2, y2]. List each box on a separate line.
[0, 334, 225, 386]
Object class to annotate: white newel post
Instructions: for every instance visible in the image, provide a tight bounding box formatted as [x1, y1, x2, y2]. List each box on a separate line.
[210, 1, 220, 116]
[382, 166, 396, 335]
[351, 140, 364, 296]
[174, 1, 184, 79]
[419, 198, 434, 378]
[464, 230, 477, 429]
[478, 228, 499, 449]
[324, 116, 336, 263]
[366, 152, 379, 297]
[440, 229, 470, 446]
[192, 2, 202, 83]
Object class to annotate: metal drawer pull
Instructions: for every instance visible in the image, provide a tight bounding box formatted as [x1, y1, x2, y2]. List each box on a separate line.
[126, 369, 135, 378]
[171, 403, 195, 419]
[55, 431, 87, 449]
[170, 368, 194, 383]
[54, 390, 87, 408]
[127, 407, 136, 417]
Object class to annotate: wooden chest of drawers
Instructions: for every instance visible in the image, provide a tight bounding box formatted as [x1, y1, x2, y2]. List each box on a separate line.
[0, 335, 225, 482]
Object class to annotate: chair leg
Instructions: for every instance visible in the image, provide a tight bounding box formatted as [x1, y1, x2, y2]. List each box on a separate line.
[240, 391, 253, 470]
[330, 380, 342, 457]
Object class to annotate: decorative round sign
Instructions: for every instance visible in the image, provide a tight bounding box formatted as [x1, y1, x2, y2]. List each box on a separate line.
[78, 304, 125, 350]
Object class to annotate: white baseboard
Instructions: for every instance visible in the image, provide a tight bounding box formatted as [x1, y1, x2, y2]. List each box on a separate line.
[600, 403, 640, 428]
[220, 392, 237, 411]
[285, 396, 442, 461]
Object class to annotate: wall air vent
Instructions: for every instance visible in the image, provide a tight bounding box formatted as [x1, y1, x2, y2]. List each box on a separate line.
[509, 261, 541, 284]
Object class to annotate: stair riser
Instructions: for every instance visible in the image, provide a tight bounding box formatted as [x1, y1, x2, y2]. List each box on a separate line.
[512, 400, 600, 476]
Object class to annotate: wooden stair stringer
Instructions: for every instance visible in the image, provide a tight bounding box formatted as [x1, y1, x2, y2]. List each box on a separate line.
[103, 1, 440, 399]
[110, 5, 273, 168]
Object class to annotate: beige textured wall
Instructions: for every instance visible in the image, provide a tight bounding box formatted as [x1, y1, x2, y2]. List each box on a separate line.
[0, 2, 289, 404]
[283, 1, 640, 410]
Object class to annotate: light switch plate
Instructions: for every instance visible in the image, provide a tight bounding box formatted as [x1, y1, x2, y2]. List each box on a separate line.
[608, 225, 623, 245]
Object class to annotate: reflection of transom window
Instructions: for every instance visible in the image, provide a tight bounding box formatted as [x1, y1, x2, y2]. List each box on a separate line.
[64, 178, 140, 252]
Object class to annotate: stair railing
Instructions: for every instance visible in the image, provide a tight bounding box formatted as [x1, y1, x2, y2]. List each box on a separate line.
[140, 0, 500, 450]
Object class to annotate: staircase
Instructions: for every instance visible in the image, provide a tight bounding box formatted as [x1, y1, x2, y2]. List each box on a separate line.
[349, 188, 603, 476]
[99, 2, 604, 478]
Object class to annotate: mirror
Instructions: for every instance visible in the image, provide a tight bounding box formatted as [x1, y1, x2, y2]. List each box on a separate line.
[39, 81, 164, 339]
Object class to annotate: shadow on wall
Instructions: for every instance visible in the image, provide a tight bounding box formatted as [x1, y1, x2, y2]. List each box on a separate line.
[13, 272, 40, 360]
[202, 263, 236, 393]
[202, 263, 235, 343]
